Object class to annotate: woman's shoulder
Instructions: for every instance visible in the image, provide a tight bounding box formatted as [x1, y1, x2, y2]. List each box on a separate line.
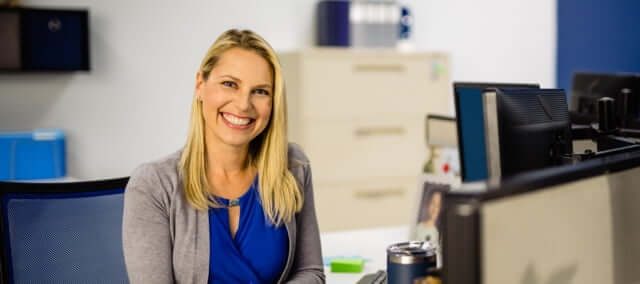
[132, 150, 182, 178]
[127, 149, 183, 195]
[287, 143, 309, 170]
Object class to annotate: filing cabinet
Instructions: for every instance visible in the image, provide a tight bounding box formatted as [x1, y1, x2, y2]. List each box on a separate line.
[280, 49, 451, 231]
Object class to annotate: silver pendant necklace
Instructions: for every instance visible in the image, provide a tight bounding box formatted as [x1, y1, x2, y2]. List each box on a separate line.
[228, 198, 240, 207]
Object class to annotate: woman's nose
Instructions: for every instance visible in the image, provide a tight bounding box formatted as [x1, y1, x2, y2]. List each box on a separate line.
[234, 89, 252, 111]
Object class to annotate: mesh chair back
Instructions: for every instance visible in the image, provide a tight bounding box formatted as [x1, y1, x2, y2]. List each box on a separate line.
[0, 178, 129, 284]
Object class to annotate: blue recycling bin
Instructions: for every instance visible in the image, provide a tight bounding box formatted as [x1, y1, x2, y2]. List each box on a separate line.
[0, 129, 66, 180]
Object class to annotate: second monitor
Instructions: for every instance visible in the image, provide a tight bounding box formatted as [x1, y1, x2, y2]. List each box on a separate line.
[483, 88, 573, 180]
[453, 82, 539, 182]
[570, 72, 640, 128]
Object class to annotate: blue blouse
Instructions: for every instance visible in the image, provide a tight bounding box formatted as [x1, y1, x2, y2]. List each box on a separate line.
[208, 177, 289, 283]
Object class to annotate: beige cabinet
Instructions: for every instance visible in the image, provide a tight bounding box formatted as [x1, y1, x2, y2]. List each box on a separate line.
[279, 48, 451, 231]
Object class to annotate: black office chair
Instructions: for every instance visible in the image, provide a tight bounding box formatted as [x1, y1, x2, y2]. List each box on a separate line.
[0, 177, 130, 283]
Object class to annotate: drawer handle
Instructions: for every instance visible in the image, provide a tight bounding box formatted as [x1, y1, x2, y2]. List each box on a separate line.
[353, 64, 406, 73]
[355, 188, 405, 199]
[355, 126, 406, 137]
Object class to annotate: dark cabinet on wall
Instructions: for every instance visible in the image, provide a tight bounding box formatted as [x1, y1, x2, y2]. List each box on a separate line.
[0, 7, 89, 71]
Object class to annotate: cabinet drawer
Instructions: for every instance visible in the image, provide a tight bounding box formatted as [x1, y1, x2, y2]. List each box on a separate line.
[299, 116, 426, 183]
[314, 178, 418, 232]
[299, 54, 450, 118]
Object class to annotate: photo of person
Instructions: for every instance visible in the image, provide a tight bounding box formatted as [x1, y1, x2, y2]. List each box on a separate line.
[415, 182, 450, 246]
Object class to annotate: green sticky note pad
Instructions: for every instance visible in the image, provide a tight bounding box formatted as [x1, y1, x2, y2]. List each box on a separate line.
[330, 258, 364, 273]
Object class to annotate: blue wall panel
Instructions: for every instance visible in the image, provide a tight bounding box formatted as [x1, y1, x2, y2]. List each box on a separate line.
[557, 0, 640, 91]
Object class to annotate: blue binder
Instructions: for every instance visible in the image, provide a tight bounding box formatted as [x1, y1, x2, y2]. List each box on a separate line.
[316, 0, 350, 47]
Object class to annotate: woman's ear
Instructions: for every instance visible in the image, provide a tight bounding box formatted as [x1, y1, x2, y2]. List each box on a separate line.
[195, 71, 204, 93]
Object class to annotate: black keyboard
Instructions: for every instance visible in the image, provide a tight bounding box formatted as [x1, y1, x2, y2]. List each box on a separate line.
[356, 270, 387, 284]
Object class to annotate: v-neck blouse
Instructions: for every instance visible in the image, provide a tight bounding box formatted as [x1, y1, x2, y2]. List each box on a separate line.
[207, 177, 289, 283]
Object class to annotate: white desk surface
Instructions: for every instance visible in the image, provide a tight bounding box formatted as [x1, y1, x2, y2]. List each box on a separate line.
[321, 225, 409, 283]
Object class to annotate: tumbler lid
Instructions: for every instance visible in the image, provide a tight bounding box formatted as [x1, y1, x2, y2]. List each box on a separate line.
[387, 241, 436, 264]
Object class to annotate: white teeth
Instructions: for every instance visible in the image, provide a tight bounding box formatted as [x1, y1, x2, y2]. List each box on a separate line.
[222, 113, 251, 126]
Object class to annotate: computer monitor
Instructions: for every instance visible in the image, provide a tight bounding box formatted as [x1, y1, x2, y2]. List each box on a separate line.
[482, 88, 573, 180]
[442, 148, 640, 284]
[453, 82, 540, 182]
[570, 72, 640, 128]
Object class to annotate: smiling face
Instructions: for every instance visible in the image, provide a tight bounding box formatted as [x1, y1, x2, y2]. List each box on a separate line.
[196, 47, 274, 150]
[428, 192, 442, 221]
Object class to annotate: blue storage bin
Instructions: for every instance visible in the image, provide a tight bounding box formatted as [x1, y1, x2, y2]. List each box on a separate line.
[0, 129, 66, 180]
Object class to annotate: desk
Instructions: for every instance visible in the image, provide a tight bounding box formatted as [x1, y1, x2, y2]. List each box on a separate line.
[321, 225, 409, 283]
[19, 176, 77, 182]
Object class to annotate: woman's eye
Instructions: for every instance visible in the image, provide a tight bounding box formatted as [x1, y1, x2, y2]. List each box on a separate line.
[253, 89, 270, 96]
[222, 81, 236, 88]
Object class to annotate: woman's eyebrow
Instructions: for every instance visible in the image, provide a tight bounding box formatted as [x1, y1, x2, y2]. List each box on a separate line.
[219, 75, 242, 82]
[219, 74, 271, 89]
[254, 83, 273, 90]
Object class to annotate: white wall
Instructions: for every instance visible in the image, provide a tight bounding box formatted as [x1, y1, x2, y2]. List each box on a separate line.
[0, 0, 555, 180]
[410, 0, 556, 87]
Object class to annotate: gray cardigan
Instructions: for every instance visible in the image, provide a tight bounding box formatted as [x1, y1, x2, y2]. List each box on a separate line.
[122, 144, 325, 283]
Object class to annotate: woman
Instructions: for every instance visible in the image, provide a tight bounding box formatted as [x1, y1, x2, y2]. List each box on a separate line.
[122, 29, 325, 283]
[415, 187, 445, 245]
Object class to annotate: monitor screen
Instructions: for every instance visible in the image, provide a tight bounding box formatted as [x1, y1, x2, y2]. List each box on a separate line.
[570, 72, 640, 128]
[453, 83, 539, 182]
[483, 88, 572, 180]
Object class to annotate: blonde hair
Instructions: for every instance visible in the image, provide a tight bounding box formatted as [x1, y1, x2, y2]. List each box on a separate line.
[179, 29, 303, 225]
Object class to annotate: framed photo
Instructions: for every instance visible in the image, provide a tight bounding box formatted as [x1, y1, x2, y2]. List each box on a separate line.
[410, 174, 456, 246]
[415, 114, 460, 245]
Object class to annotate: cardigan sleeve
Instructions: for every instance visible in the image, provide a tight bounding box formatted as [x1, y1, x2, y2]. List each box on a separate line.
[286, 145, 326, 283]
[122, 163, 175, 284]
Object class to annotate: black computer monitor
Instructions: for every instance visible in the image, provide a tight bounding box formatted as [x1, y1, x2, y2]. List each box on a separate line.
[570, 72, 640, 128]
[453, 82, 539, 182]
[482, 88, 573, 180]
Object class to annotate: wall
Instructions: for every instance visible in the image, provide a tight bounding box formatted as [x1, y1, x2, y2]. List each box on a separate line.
[412, 0, 556, 87]
[0, 0, 555, 179]
[557, 0, 640, 91]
